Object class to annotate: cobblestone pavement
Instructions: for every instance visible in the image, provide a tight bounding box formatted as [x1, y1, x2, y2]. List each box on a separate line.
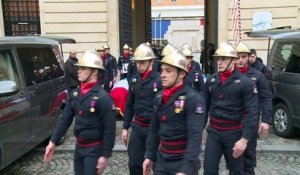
[1, 121, 300, 175]
[2, 150, 300, 175]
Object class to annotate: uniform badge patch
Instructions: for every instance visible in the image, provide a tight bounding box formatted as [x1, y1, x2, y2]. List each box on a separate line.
[153, 82, 158, 92]
[174, 101, 181, 113]
[195, 72, 199, 82]
[179, 96, 185, 100]
[132, 78, 137, 83]
[195, 105, 204, 114]
[235, 80, 241, 83]
[73, 91, 78, 97]
[251, 77, 257, 81]
[211, 78, 216, 82]
[253, 87, 258, 94]
[89, 100, 96, 113]
[93, 96, 99, 100]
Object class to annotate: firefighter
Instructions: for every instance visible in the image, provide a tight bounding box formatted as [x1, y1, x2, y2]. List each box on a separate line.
[118, 44, 133, 80]
[161, 43, 178, 57]
[103, 44, 118, 91]
[235, 41, 272, 175]
[96, 46, 105, 58]
[203, 42, 259, 175]
[143, 51, 206, 175]
[44, 50, 116, 175]
[121, 43, 162, 175]
[181, 44, 204, 92]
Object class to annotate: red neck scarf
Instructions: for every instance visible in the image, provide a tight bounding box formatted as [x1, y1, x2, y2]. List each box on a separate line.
[123, 53, 130, 59]
[236, 64, 249, 75]
[188, 64, 192, 72]
[80, 81, 97, 96]
[162, 84, 184, 105]
[220, 69, 234, 84]
[141, 70, 151, 81]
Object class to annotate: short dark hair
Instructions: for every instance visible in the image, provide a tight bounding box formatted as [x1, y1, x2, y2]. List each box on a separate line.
[250, 48, 257, 55]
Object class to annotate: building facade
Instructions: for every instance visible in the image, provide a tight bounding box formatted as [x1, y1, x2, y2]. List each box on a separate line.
[0, 0, 151, 60]
[211, 0, 300, 63]
[152, 0, 205, 52]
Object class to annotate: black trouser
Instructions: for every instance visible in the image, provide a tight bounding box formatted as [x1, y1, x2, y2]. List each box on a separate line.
[243, 130, 258, 175]
[154, 152, 200, 175]
[74, 143, 102, 175]
[204, 127, 244, 175]
[128, 126, 148, 175]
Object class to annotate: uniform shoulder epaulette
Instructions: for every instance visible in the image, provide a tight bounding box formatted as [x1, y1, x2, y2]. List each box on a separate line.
[207, 73, 217, 83]
[211, 72, 218, 77]
[71, 88, 80, 97]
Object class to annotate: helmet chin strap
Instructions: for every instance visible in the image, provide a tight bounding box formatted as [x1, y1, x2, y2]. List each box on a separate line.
[81, 69, 94, 83]
[220, 57, 234, 73]
[168, 68, 181, 88]
[141, 60, 152, 74]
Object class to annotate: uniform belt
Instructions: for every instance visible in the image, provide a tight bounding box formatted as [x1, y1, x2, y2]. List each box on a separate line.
[160, 139, 187, 154]
[209, 116, 243, 131]
[76, 137, 103, 147]
[133, 114, 151, 127]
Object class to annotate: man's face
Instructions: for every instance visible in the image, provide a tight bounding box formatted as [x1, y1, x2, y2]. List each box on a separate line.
[186, 56, 193, 65]
[161, 64, 185, 88]
[123, 49, 129, 54]
[105, 49, 109, 54]
[136, 60, 152, 74]
[216, 57, 235, 72]
[77, 67, 93, 82]
[100, 50, 105, 57]
[70, 51, 77, 58]
[236, 53, 249, 68]
[249, 53, 256, 64]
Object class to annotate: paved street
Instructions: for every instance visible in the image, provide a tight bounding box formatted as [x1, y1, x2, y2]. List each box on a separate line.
[1, 121, 300, 175]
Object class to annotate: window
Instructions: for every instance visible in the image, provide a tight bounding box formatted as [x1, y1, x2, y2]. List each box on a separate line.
[0, 50, 19, 85]
[17, 47, 63, 86]
[171, 0, 176, 3]
[2, 0, 40, 36]
[272, 41, 300, 73]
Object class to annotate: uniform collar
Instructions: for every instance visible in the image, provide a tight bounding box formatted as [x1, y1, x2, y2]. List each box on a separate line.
[218, 69, 241, 86]
[138, 68, 159, 83]
[79, 83, 102, 102]
[80, 81, 97, 96]
[162, 84, 188, 107]
[236, 64, 249, 74]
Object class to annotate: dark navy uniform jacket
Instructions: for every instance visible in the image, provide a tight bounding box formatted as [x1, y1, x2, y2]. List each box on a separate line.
[51, 84, 116, 158]
[126, 60, 137, 81]
[203, 69, 259, 141]
[245, 66, 272, 124]
[118, 54, 133, 74]
[186, 61, 204, 92]
[145, 85, 206, 174]
[123, 70, 162, 130]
